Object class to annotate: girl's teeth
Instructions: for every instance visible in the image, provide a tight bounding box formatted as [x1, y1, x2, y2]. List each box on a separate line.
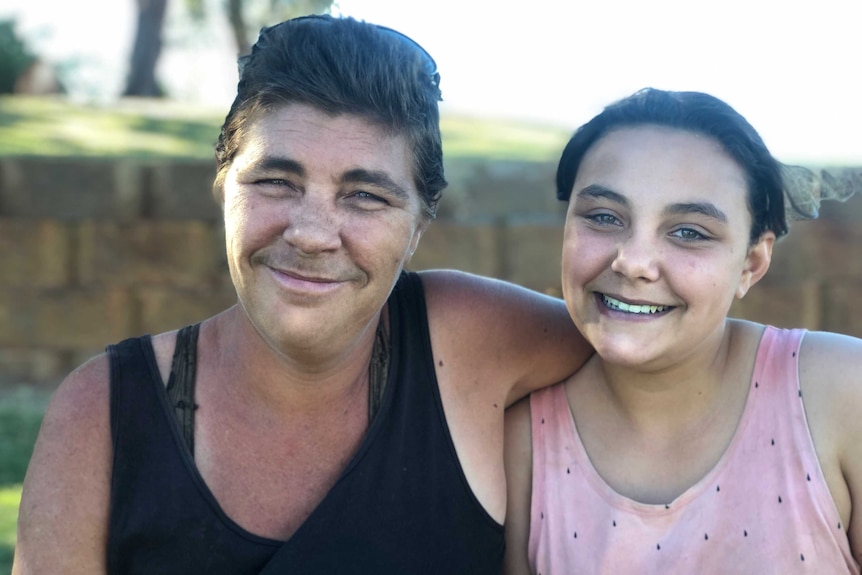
[603, 295, 669, 314]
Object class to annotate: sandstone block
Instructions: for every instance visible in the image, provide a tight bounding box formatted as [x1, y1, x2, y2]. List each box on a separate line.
[0, 287, 134, 349]
[0, 158, 142, 219]
[0, 219, 73, 287]
[137, 286, 237, 335]
[77, 220, 225, 287]
[503, 223, 565, 294]
[409, 221, 501, 277]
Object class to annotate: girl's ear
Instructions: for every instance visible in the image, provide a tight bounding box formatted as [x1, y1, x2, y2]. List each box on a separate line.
[736, 231, 775, 299]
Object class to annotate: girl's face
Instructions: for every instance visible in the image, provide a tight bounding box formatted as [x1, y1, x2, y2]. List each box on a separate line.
[561, 125, 774, 371]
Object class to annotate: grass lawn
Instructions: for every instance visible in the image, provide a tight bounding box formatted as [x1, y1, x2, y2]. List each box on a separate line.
[0, 95, 573, 162]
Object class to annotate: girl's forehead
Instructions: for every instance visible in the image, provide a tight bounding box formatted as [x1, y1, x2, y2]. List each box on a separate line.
[576, 126, 749, 202]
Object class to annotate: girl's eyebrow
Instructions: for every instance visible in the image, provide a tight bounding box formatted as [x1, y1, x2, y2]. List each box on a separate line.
[576, 184, 728, 224]
[664, 202, 728, 223]
[575, 184, 628, 207]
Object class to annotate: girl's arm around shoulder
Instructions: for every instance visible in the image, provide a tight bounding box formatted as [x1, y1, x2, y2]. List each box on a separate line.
[504, 397, 534, 575]
[13, 354, 112, 575]
[420, 269, 592, 407]
[798, 331, 862, 566]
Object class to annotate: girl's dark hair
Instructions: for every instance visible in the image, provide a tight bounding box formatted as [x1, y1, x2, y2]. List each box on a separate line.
[556, 88, 788, 242]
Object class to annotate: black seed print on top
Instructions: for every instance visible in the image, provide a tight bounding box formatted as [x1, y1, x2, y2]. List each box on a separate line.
[771, 439, 775, 446]
[541, 418, 545, 424]
[704, 533, 709, 541]
[665, 504, 670, 509]
[778, 496, 783, 503]
[744, 530, 748, 537]
[807, 473, 811, 481]
[657, 543, 661, 550]
[755, 381, 759, 388]
[839, 522, 843, 530]
[793, 352, 796, 357]
[573, 532, 577, 539]
[798, 389, 802, 398]
[613, 520, 617, 527]
[801, 554, 805, 561]
[716, 485, 720, 492]
[567, 468, 570, 474]
[541, 512, 544, 519]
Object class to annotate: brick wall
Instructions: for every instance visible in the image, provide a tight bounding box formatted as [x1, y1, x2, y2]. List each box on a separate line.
[1, 157, 860, 387]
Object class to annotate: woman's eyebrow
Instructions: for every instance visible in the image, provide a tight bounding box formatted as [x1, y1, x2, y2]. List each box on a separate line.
[254, 155, 305, 176]
[341, 168, 409, 199]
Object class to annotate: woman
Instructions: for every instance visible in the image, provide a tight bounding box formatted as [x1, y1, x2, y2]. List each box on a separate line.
[504, 88, 862, 574]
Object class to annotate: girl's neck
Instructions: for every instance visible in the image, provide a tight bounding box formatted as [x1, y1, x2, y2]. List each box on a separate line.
[595, 321, 744, 434]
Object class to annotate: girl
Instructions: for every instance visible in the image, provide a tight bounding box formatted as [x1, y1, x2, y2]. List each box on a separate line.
[504, 88, 862, 574]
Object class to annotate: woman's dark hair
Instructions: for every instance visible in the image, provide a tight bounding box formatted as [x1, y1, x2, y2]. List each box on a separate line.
[556, 88, 788, 242]
[214, 15, 445, 219]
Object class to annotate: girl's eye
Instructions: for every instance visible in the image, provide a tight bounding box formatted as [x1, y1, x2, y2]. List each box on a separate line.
[584, 213, 621, 226]
[670, 227, 708, 241]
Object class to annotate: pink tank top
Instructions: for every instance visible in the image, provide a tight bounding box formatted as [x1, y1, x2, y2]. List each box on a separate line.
[528, 326, 859, 574]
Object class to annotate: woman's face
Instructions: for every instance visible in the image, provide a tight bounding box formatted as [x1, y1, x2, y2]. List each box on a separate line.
[561, 125, 774, 371]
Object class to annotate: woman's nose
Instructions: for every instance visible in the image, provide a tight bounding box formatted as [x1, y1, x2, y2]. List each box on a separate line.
[282, 198, 342, 255]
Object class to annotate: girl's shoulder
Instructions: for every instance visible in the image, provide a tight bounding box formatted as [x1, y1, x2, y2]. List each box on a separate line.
[799, 329, 862, 385]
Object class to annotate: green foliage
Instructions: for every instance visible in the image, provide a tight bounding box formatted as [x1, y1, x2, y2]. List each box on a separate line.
[0, 388, 48, 573]
[0, 388, 48, 487]
[0, 20, 36, 94]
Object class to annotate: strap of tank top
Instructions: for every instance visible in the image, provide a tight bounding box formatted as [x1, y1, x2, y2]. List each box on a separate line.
[165, 323, 200, 456]
[368, 318, 390, 422]
[163, 318, 387, 456]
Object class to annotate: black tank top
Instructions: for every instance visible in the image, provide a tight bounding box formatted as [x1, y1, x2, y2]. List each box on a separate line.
[106, 271, 504, 574]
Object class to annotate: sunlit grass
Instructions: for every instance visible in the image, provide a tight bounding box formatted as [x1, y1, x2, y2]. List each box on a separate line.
[0, 95, 222, 158]
[0, 485, 21, 568]
[0, 95, 572, 161]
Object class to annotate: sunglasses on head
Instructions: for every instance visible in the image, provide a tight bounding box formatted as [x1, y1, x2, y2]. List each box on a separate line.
[267, 14, 440, 88]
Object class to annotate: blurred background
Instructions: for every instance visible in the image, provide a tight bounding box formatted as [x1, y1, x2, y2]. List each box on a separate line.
[0, 0, 860, 568]
[2, 0, 861, 163]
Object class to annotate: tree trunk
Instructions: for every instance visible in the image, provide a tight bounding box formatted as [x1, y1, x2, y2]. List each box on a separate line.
[124, 0, 168, 97]
[227, 0, 251, 57]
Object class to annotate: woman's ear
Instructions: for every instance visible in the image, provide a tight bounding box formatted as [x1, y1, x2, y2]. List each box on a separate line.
[406, 219, 429, 263]
[736, 231, 776, 299]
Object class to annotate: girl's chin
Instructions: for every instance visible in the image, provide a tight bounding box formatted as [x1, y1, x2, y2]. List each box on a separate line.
[590, 337, 662, 366]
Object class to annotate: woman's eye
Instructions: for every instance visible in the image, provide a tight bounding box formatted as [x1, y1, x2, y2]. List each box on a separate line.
[255, 178, 291, 188]
[351, 191, 387, 204]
